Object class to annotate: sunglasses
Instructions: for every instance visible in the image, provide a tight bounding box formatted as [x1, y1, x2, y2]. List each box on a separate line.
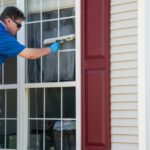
[12, 19, 22, 29]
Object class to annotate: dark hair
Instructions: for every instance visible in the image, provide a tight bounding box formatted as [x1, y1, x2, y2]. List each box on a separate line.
[0, 6, 25, 21]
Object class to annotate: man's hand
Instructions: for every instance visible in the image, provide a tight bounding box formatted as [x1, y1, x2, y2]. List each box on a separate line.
[49, 42, 60, 53]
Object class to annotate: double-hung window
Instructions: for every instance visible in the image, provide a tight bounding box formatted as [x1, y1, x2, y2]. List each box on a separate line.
[0, 0, 81, 150]
[0, 0, 80, 149]
[25, 0, 77, 149]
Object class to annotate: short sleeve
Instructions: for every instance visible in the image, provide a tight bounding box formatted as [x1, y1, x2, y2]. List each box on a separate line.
[0, 31, 26, 57]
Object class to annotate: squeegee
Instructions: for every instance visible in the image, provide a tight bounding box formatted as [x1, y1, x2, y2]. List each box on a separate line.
[43, 34, 75, 45]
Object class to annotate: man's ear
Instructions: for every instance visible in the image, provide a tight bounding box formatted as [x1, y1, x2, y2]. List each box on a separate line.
[4, 18, 11, 24]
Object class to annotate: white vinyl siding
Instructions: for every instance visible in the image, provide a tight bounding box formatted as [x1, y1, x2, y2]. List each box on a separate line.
[111, 0, 138, 150]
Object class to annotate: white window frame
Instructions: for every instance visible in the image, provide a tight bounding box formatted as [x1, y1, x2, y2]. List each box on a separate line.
[17, 0, 81, 149]
[138, 0, 150, 150]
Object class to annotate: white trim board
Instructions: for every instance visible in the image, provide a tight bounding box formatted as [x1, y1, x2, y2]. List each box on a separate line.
[138, 0, 150, 150]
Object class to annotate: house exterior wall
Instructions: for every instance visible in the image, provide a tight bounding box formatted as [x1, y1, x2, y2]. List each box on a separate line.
[110, 0, 138, 150]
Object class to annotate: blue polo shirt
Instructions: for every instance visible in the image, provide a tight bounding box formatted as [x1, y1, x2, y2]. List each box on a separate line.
[0, 21, 26, 64]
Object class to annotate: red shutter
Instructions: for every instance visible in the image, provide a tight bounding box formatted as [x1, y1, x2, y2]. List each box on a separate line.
[81, 0, 110, 150]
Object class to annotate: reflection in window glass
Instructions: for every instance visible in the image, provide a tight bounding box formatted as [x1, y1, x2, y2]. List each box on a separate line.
[43, 10, 58, 20]
[0, 90, 5, 118]
[61, 40, 75, 50]
[6, 120, 17, 149]
[45, 88, 61, 118]
[42, 0, 58, 20]
[27, 12, 40, 22]
[63, 87, 75, 118]
[26, 23, 41, 83]
[59, 18, 75, 36]
[43, 21, 58, 41]
[45, 120, 60, 150]
[29, 88, 44, 118]
[27, 23, 41, 48]
[59, 51, 75, 81]
[4, 58, 17, 84]
[0, 120, 5, 148]
[7, 90, 17, 118]
[28, 120, 43, 149]
[27, 59, 41, 83]
[26, 0, 40, 22]
[42, 53, 58, 82]
[63, 120, 76, 150]
[60, 7, 75, 18]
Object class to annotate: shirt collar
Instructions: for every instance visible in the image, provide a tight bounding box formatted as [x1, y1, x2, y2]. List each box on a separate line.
[0, 20, 7, 31]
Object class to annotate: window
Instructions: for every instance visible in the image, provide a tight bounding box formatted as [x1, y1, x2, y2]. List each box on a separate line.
[0, 0, 80, 149]
[25, 0, 77, 149]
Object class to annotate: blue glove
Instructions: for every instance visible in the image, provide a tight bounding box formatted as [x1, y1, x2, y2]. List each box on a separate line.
[49, 42, 60, 53]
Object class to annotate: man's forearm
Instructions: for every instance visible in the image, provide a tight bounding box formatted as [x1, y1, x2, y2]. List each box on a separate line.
[19, 47, 51, 59]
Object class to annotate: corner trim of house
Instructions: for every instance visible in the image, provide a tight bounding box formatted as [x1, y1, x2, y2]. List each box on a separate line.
[138, 0, 150, 149]
[75, 0, 81, 149]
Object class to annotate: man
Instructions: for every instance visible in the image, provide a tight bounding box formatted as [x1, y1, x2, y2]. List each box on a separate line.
[0, 6, 60, 64]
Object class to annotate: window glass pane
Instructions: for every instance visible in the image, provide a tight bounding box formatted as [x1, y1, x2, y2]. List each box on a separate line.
[0, 120, 5, 148]
[45, 88, 61, 118]
[59, 51, 75, 81]
[43, 10, 58, 20]
[63, 120, 76, 150]
[45, 120, 60, 150]
[29, 88, 44, 118]
[0, 90, 5, 118]
[6, 120, 17, 149]
[28, 120, 43, 149]
[27, 23, 41, 48]
[26, 0, 40, 22]
[42, 53, 58, 82]
[60, 7, 75, 18]
[7, 90, 17, 118]
[4, 58, 17, 84]
[63, 87, 75, 118]
[27, 59, 41, 83]
[59, 18, 75, 36]
[26, 23, 41, 83]
[61, 39, 75, 50]
[42, 0, 58, 20]
[43, 21, 58, 42]
[52, 120, 61, 150]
